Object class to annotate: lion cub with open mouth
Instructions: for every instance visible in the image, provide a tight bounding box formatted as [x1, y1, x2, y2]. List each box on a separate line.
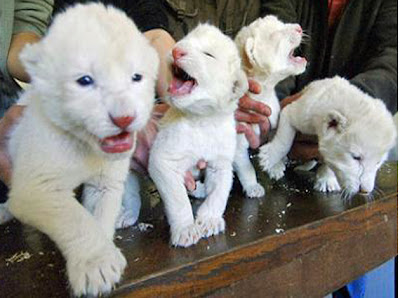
[148, 24, 248, 247]
[5, 4, 158, 296]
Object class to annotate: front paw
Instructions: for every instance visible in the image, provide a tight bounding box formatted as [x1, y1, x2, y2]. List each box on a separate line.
[171, 224, 201, 248]
[314, 174, 341, 192]
[268, 160, 286, 180]
[195, 215, 225, 238]
[115, 206, 139, 229]
[258, 144, 277, 172]
[244, 183, 265, 198]
[67, 243, 127, 297]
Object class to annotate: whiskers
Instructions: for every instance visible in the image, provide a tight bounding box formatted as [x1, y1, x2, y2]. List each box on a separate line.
[301, 31, 311, 44]
[340, 188, 353, 202]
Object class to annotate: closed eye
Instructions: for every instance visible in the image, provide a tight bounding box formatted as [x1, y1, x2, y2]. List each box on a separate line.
[204, 52, 215, 59]
[351, 153, 362, 161]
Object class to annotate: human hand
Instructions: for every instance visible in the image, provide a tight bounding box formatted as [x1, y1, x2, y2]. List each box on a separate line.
[288, 134, 320, 162]
[235, 79, 271, 149]
[0, 105, 25, 186]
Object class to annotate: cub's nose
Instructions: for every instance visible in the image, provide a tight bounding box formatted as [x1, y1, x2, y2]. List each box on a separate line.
[110, 116, 134, 129]
[295, 25, 303, 34]
[172, 47, 186, 61]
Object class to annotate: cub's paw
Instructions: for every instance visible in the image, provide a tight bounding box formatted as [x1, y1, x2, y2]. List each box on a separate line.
[244, 183, 265, 198]
[67, 244, 127, 297]
[268, 160, 286, 180]
[258, 144, 278, 172]
[195, 216, 225, 238]
[115, 207, 139, 229]
[171, 224, 201, 248]
[189, 181, 206, 199]
[314, 175, 341, 192]
[0, 203, 13, 224]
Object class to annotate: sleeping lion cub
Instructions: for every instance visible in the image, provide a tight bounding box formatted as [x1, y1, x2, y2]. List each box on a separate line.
[258, 77, 396, 198]
[148, 24, 248, 247]
[5, 4, 158, 296]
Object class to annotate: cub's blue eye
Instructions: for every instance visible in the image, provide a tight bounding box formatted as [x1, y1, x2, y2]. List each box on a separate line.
[351, 153, 362, 161]
[132, 73, 143, 82]
[76, 75, 94, 86]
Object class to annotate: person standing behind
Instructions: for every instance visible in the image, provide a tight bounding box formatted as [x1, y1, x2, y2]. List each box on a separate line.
[0, 0, 53, 190]
[261, 0, 397, 161]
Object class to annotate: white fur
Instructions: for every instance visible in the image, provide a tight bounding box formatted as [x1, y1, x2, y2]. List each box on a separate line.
[259, 77, 397, 198]
[148, 24, 248, 247]
[4, 4, 159, 296]
[233, 15, 307, 197]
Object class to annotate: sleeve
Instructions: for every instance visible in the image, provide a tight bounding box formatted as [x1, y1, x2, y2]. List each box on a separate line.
[349, 0, 398, 113]
[122, 0, 169, 33]
[13, 0, 54, 36]
[260, 0, 298, 99]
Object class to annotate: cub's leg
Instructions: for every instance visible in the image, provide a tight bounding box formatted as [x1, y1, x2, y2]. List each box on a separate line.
[314, 163, 341, 192]
[82, 180, 124, 240]
[8, 183, 126, 297]
[233, 134, 265, 198]
[258, 110, 296, 178]
[149, 158, 200, 247]
[195, 159, 233, 238]
[115, 172, 142, 229]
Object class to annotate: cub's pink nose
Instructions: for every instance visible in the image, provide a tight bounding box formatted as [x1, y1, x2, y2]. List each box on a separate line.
[172, 47, 186, 61]
[111, 116, 134, 129]
[295, 25, 303, 34]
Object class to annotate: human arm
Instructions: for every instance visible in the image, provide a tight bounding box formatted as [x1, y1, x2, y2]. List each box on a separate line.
[349, 0, 397, 113]
[7, 0, 53, 82]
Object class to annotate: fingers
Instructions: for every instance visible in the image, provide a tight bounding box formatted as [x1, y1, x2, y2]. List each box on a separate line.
[236, 123, 260, 149]
[184, 160, 207, 191]
[0, 153, 12, 187]
[235, 109, 269, 125]
[238, 95, 271, 117]
[248, 79, 262, 94]
[288, 139, 320, 162]
[280, 92, 302, 109]
[184, 171, 196, 192]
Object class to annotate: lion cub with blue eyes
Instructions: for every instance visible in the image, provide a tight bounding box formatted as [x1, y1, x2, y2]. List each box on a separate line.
[4, 4, 158, 296]
[148, 24, 248, 247]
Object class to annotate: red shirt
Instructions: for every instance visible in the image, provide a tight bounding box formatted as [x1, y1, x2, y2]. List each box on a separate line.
[327, 0, 349, 28]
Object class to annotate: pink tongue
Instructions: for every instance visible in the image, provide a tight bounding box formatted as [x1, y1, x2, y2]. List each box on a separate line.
[168, 77, 195, 96]
[100, 131, 133, 153]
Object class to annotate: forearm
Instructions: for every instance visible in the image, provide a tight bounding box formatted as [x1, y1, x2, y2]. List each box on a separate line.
[7, 32, 40, 83]
[144, 29, 176, 98]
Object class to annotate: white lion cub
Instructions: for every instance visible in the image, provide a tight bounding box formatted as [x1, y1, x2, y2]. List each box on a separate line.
[5, 4, 158, 296]
[148, 24, 248, 247]
[233, 15, 307, 197]
[258, 77, 396, 198]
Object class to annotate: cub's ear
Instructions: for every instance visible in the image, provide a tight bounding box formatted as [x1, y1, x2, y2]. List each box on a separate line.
[19, 42, 42, 77]
[323, 110, 347, 135]
[244, 37, 257, 67]
[232, 69, 249, 100]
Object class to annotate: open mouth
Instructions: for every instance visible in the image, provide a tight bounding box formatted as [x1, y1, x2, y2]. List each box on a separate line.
[289, 49, 307, 65]
[168, 63, 197, 96]
[100, 131, 133, 153]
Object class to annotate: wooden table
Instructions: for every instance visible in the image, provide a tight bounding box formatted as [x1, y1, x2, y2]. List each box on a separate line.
[0, 162, 397, 297]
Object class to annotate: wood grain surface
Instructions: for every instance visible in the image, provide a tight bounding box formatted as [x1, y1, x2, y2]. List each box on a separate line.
[0, 162, 397, 297]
